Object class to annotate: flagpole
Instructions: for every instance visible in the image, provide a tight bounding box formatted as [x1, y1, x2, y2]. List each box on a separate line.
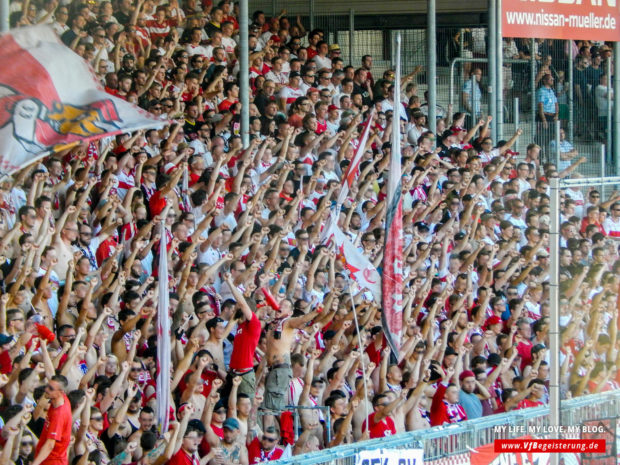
[345, 277, 370, 429]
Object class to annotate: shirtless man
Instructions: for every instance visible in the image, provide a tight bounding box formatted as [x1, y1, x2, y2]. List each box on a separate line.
[263, 298, 319, 416]
[52, 209, 78, 279]
[218, 418, 248, 465]
[203, 317, 227, 380]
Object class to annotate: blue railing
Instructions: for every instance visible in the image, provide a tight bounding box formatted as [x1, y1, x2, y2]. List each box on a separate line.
[272, 390, 620, 465]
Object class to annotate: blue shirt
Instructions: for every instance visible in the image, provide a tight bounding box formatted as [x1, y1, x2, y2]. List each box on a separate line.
[459, 389, 483, 419]
[463, 80, 481, 117]
[537, 86, 557, 113]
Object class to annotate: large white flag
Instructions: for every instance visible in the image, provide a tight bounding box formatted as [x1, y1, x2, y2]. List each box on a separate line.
[323, 222, 382, 303]
[156, 220, 171, 434]
[0, 25, 164, 175]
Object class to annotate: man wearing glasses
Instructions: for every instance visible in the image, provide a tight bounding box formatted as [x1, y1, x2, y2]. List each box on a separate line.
[247, 426, 283, 464]
[32, 375, 72, 465]
[603, 202, 620, 240]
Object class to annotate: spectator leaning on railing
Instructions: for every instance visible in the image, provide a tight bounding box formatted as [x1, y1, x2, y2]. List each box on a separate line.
[0, 1, 619, 464]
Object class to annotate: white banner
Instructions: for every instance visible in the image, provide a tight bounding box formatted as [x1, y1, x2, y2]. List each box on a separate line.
[356, 449, 424, 465]
[0, 25, 164, 175]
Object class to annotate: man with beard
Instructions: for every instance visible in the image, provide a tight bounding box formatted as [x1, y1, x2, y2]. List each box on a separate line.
[75, 222, 119, 272]
[458, 370, 490, 420]
[247, 426, 284, 464]
[218, 418, 248, 464]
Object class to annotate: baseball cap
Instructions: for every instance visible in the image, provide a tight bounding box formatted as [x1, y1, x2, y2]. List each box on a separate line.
[328, 104, 339, 111]
[459, 370, 476, 381]
[0, 334, 11, 346]
[329, 44, 341, 52]
[306, 87, 319, 94]
[485, 315, 502, 327]
[223, 418, 240, 430]
[289, 71, 301, 79]
[123, 53, 135, 61]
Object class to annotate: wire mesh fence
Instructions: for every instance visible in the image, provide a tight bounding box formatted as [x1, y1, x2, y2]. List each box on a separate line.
[246, 4, 615, 177]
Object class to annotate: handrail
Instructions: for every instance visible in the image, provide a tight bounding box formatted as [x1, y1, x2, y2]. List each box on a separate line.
[448, 57, 529, 112]
[271, 390, 620, 465]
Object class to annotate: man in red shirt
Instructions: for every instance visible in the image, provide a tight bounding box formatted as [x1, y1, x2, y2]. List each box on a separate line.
[516, 379, 546, 409]
[247, 426, 284, 464]
[429, 367, 468, 426]
[32, 375, 72, 465]
[222, 272, 261, 402]
[168, 426, 203, 465]
[361, 393, 397, 438]
[218, 82, 239, 113]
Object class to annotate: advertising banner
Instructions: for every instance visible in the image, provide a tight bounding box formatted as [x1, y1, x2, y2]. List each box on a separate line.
[355, 449, 424, 465]
[502, 0, 620, 41]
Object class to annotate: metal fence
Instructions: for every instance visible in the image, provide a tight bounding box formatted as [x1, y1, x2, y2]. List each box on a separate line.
[271, 390, 620, 465]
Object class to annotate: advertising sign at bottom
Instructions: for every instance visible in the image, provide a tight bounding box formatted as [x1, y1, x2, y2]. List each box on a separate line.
[355, 449, 424, 465]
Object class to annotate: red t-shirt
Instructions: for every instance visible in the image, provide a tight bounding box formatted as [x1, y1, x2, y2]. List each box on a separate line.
[148, 190, 167, 217]
[365, 340, 386, 366]
[35, 394, 73, 465]
[218, 99, 238, 112]
[229, 312, 261, 371]
[0, 350, 12, 374]
[176, 369, 218, 398]
[361, 412, 397, 439]
[247, 437, 284, 464]
[516, 398, 544, 410]
[516, 340, 533, 371]
[168, 448, 200, 465]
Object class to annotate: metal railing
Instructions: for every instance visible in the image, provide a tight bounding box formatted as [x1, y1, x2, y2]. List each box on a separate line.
[271, 390, 620, 465]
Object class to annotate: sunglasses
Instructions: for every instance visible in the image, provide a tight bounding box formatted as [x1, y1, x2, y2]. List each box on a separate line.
[262, 436, 277, 442]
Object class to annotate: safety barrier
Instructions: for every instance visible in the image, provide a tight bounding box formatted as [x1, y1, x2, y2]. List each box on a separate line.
[271, 390, 620, 465]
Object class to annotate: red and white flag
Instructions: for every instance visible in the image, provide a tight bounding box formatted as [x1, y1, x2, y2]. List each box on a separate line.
[0, 25, 163, 175]
[323, 222, 381, 303]
[335, 110, 375, 207]
[156, 219, 171, 434]
[320, 110, 375, 244]
[382, 35, 404, 357]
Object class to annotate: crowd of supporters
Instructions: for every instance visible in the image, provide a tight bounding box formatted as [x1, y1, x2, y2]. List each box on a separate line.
[1, 1, 620, 465]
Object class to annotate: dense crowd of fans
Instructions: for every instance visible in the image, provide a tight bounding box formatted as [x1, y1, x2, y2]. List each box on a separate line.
[1, 1, 620, 465]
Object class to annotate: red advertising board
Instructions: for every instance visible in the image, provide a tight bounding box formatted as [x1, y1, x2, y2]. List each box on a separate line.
[502, 0, 620, 41]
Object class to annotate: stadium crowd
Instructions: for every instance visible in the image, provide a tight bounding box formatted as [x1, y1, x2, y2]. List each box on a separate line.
[1, 1, 620, 465]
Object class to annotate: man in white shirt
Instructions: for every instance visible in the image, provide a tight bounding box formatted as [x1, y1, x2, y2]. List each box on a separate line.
[603, 201, 620, 239]
[214, 192, 239, 230]
[265, 57, 289, 88]
[185, 27, 209, 57]
[278, 72, 305, 112]
[312, 41, 332, 70]
[189, 122, 214, 167]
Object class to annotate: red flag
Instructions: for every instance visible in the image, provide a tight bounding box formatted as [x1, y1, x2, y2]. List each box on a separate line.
[382, 35, 404, 357]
